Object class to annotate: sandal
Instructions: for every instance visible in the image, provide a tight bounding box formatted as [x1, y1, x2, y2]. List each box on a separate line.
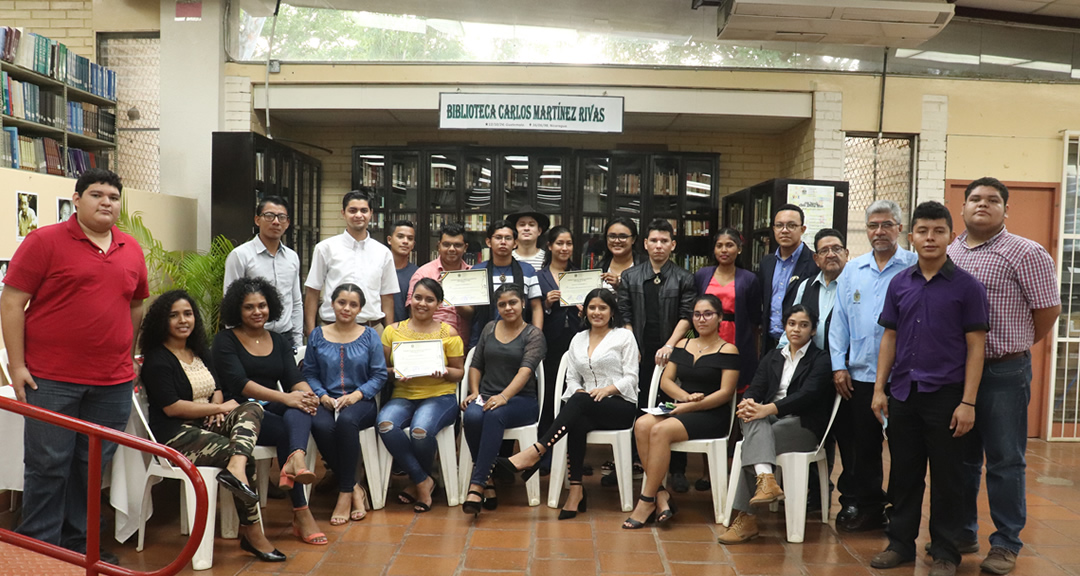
[280, 450, 316, 488]
[351, 485, 369, 521]
[462, 490, 484, 517]
[413, 482, 437, 514]
[396, 490, 417, 505]
[656, 488, 679, 524]
[622, 495, 657, 530]
[292, 506, 328, 545]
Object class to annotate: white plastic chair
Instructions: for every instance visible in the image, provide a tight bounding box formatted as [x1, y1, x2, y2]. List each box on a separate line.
[546, 351, 635, 512]
[457, 348, 545, 506]
[723, 392, 842, 543]
[644, 363, 737, 524]
[131, 389, 251, 571]
[376, 421, 460, 507]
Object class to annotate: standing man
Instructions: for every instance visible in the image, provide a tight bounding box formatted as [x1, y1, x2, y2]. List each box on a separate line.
[305, 189, 398, 336]
[407, 223, 473, 336]
[468, 219, 543, 349]
[869, 201, 989, 576]
[948, 177, 1059, 575]
[2, 169, 148, 565]
[387, 219, 418, 323]
[778, 228, 848, 513]
[507, 206, 549, 270]
[223, 195, 303, 347]
[830, 200, 917, 532]
[759, 204, 819, 353]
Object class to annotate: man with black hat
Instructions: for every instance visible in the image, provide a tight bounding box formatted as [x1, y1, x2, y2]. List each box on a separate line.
[507, 206, 549, 270]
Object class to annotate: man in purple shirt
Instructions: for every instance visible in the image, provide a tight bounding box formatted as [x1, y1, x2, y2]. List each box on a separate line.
[869, 201, 989, 576]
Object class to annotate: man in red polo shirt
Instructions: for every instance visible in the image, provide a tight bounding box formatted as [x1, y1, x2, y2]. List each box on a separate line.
[1, 168, 148, 565]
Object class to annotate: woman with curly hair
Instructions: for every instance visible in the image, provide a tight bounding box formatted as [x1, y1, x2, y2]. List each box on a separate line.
[212, 277, 325, 547]
[139, 290, 283, 562]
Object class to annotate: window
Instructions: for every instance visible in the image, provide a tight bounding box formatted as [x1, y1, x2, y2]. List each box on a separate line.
[98, 33, 160, 193]
[843, 135, 915, 257]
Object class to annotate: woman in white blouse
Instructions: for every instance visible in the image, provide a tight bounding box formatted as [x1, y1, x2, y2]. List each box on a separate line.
[497, 288, 639, 519]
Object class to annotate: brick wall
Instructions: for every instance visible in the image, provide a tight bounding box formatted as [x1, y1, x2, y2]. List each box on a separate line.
[812, 91, 845, 181]
[917, 94, 948, 203]
[278, 124, 786, 240]
[779, 119, 814, 179]
[224, 75, 252, 131]
[0, 0, 95, 58]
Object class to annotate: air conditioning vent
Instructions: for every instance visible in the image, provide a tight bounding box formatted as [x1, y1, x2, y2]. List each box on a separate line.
[718, 0, 954, 48]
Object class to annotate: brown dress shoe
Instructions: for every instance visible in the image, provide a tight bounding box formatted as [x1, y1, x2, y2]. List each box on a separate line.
[717, 512, 759, 544]
[980, 547, 1017, 575]
[749, 473, 784, 506]
[928, 558, 957, 576]
[870, 549, 914, 569]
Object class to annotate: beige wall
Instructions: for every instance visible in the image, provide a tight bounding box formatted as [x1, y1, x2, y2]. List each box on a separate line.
[91, 0, 158, 32]
[0, 0, 96, 57]
[0, 167, 197, 259]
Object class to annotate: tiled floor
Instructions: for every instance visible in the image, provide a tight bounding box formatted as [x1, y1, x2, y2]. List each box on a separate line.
[4, 439, 1080, 575]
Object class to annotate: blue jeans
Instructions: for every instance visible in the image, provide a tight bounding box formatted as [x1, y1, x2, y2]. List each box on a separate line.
[256, 401, 314, 508]
[311, 400, 378, 492]
[377, 395, 459, 485]
[463, 395, 538, 486]
[17, 377, 133, 553]
[960, 353, 1032, 554]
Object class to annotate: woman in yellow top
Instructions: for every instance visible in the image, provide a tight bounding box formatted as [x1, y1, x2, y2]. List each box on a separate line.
[377, 277, 465, 512]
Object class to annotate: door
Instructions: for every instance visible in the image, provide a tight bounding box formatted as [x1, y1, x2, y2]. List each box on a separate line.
[944, 180, 1059, 438]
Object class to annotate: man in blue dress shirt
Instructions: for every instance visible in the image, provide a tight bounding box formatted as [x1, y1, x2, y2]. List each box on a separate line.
[757, 204, 818, 354]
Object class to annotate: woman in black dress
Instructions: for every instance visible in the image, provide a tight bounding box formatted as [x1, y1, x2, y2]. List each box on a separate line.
[623, 295, 740, 529]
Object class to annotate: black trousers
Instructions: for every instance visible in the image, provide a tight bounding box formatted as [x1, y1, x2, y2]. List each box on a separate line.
[541, 393, 638, 481]
[885, 383, 966, 565]
[851, 380, 888, 511]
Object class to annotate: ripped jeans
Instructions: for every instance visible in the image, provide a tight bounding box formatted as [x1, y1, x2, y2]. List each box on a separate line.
[376, 394, 459, 484]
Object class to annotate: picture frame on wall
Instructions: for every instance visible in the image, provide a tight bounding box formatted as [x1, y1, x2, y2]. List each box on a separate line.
[57, 197, 74, 223]
[0, 259, 10, 288]
[16, 191, 38, 240]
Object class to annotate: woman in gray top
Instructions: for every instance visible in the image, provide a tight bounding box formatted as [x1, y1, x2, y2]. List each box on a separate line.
[460, 283, 546, 516]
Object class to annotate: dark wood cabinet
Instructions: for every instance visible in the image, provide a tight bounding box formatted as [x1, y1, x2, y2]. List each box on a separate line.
[212, 132, 322, 273]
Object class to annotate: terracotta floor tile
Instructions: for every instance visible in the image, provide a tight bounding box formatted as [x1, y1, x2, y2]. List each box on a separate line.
[535, 538, 596, 560]
[386, 554, 460, 576]
[669, 563, 736, 576]
[310, 565, 386, 576]
[532, 558, 598, 576]
[661, 541, 729, 563]
[399, 533, 465, 556]
[463, 548, 530, 571]
[655, 524, 719, 542]
[470, 528, 532, 549]
[321, 542, 397, 565]
[803, 565, 874, 576]
[537, 520, 594, 539]
[730, 554, 804, 576]
[339, 523, 409, 544]
[598, 551, 666, 574]
[595, 531, 659, 552]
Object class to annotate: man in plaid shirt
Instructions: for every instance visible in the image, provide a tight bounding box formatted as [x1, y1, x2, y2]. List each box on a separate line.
[946, 177, 1060, 575]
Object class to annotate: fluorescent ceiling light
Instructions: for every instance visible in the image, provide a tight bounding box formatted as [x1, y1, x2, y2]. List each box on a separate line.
[1015, 60, 1071, 74]
[907, 51, 979, 65]
[980, 54, 1027, 66]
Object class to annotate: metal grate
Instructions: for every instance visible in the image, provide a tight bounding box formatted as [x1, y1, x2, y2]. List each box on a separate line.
[98, 34, 160, 193]
[1050, 134, 1080, 440]
[842, 135, 914, 257]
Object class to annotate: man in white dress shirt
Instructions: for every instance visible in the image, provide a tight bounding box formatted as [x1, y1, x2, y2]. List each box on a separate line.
[304, 189, 398, 336]
[223, 195, 303, 346]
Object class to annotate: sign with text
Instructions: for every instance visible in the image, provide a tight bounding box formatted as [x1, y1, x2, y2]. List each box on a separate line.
[439, 93, 623, 133]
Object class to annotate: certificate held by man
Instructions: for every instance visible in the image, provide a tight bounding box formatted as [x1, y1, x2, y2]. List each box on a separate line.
[391, 339, 447, 379]
[439, 269, 490, 306]
[558, 269, 604, 306]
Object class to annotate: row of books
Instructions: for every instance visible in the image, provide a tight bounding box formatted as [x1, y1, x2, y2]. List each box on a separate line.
[67, 101, 117, 142]
[683, 219, 712, 237]
[0, 127, 109, 176]
[0, 27, 117, 101]
[1, 73, 64, 128]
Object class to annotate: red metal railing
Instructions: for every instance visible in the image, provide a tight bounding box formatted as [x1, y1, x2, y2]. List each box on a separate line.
[0, 394, 208, 576]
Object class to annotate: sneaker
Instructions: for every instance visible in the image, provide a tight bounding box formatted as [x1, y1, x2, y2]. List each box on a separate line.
[980, 547, 1017, 575]
[670, 472, 690, 493]
[717, 512, 759, 544]
[748, 473, 784, 506]
[929, 558, 957, 576]
[870, 549, 914, 569]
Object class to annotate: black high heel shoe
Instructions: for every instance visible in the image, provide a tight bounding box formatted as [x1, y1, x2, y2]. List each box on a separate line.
[622, 495, 657, 530]
[558, 482, 588, 520]
[495, 442, 544, 481]
[240, 537, 286, 562]
[482, 484, 499, 510]
[462, 490, 484, 517]
[656, 487, 679, 523]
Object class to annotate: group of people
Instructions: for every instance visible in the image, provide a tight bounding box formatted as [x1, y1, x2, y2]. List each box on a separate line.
[0, 168, 1059, 576]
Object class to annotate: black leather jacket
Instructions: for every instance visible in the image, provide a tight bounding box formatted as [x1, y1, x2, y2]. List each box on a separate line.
[616, 260, 696, 350]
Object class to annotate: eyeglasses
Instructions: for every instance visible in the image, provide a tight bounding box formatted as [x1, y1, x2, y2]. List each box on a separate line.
[817, 245, 847, 255]
[773, 222, 802, 231]
[866, 221, 897, 232]
[259, 212, 289, 223]
[607, 234, 632, 242]
[692, 311, 717, 320]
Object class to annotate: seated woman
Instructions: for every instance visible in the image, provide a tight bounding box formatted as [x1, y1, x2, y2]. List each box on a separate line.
[717, 304, 834, 545]
[213, 277, 324, 546]
[378, 278, 464, 513]
[303, 283, 387, 525]
[498, 288, 638, 519]
[623, 295, 739, 529]
[460, 283, 546, 516]
[140, 290, 283, 562]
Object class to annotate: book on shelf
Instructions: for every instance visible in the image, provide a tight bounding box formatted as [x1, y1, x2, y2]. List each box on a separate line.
[66, 146, 110, 177]
[2, 129, 63, 174]
[616, 173, 640, 195]
[682, 254, 710, 271]
[754, 195, 772, 229]
[1, 27, 116, 101]
[392, 162, 418, 188]
[726, 203, 744, 230]
[682, 219, 711, 237]
[1, 73, 64, 128]
[464, 213, 489, 232]
[653, 171, 678, 196]
[66, 101, 116, 141]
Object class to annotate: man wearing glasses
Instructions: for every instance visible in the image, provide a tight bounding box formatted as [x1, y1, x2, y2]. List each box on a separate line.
[407, 222, 474, 337]
[829, 200, 917, 533]
[224, 195, 303, 347]
[758, 204, 819, 353]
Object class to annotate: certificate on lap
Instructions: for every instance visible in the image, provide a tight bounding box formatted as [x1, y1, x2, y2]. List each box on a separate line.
[557, 269, 604, 306]
[439, 269, 490, 307]
[391, 340, 446, 379]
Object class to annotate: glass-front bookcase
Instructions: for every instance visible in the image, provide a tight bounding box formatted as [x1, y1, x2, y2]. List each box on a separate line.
[353, 147, 719, 271]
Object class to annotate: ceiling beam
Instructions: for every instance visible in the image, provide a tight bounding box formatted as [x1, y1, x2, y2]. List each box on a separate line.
[954, 7, 1080, 31]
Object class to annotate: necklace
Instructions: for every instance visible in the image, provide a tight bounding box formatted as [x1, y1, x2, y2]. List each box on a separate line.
[494, 264, 512, 283]
[695, 338, 720, 354]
